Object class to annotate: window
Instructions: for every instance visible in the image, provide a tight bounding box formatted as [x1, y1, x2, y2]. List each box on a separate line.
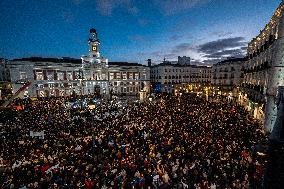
[102, 73, 106, 80]
[20, 72, 27, 80]
[110, 73, 114, 80]
[57, 72, 64, 80]
[67, 72, 72, 80]
[47, 71, 54, 80]
[116, 73, 121, 79]
[36, 72, 44, 80]
[134, 73, 139, 80]
[123, 72, 127, 80]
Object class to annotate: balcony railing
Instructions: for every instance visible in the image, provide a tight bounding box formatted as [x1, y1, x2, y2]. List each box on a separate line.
[243, 61, 271, 73]
[248, 35, 276, 59]
[240, 83, 264, 94]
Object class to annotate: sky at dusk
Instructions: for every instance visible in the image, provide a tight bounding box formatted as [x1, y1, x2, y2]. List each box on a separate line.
[0, 0, 281, 65]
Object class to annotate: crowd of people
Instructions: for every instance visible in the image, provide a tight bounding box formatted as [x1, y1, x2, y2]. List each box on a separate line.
[0, 94, 268, 188]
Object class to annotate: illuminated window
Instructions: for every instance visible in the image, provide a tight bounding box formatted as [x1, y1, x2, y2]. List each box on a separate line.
[67, 72, 72, 80]
[57, 72, 64, 80]
[102, 73, 106, 80]
[122, 72, 127, 80]
[116, 73, 121, 79]
[36, 72, 44, 80]
[110, 73, 114, 80]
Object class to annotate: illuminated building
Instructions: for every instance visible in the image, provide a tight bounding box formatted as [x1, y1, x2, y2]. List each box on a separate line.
[212, 57, 246, 100]
[7, 57, 82, 97]
[108, 62, 150, 95]
[150, 59, 211, 93]
[81, 29, 110, 98]
[240, 2, 284, 131]
[81, 29, 150, 97]
[4, 29, 150, 98]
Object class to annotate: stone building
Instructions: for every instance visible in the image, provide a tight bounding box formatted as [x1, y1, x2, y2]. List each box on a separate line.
[7, 57, 82, 97]
[240, 1, 284, 131]
[212, 57, 246, 100]
[150, 60, 211, 93]
[4, 29, 150, 98]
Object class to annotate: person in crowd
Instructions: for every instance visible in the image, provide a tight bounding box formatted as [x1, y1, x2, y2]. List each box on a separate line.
[0, 94, 268, 188]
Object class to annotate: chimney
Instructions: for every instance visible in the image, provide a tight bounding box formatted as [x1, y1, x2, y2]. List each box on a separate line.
[147, 59, 152, 67]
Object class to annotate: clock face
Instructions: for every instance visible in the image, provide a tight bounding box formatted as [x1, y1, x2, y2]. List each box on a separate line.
[92, 46, 97, 51]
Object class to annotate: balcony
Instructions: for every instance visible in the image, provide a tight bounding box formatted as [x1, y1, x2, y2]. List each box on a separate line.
[249, 35, 276, 59]
[240, 83, 265, 94]
[244, 61, 271, 73]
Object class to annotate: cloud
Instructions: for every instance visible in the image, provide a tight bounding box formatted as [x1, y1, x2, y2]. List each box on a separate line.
[96, 0, 139, 16]
[196, 37, 247, 64]
[154, 0, 212, 15]
[172, 43, 195, 53]
[202, 58, 223, 65]
[210, 31, 233, 38]
[198, 37, 247, 54]
[203, 48, 245, 59]
[138, 37, 247, 65]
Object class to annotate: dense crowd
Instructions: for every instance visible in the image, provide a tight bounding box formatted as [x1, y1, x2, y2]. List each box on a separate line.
[0, 94, 268, 188]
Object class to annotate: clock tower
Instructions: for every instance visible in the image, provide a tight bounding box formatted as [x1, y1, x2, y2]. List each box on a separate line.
[88, 28, 100, 58]
[81, 28, 110, 99]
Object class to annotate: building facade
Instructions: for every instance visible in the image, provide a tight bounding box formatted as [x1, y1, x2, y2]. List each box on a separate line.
[81, 29, 110, 98]
[212, 58, 246, 100]
[240, 2, 284, 132]
[108, 62, 149, 96]
[150, 60, 211, 93]
[4, 29, 150, 98]
[7, 57, 82, 97]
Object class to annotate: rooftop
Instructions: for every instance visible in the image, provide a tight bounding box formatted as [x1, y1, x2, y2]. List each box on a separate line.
[11, 57, 146, 67]
[215, 57, 248, 65]
[12, 57, 82, 64]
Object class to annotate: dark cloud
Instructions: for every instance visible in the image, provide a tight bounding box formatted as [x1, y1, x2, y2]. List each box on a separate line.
[204, 48, 245, 59]
[198, 37, 246, 54]
[196, 37, 247, 64]
[202, 58, 224, 65]
[190, 59, 202, 65]
[172, 43, 194, 53]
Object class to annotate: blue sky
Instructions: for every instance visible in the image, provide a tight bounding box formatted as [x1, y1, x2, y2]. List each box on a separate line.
[0, 0, 281, 65]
